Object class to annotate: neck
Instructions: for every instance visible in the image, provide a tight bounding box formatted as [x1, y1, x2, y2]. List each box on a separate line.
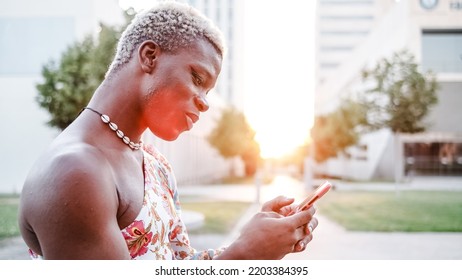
[89, 77, 146, 140]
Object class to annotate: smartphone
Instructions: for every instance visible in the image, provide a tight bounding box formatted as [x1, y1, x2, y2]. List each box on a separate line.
[294, 181, 332, 213]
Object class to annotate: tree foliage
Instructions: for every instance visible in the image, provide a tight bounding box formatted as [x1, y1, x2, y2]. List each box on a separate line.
[207, 107, 261, 176]
[311, 99, 366, 163]
[359, 49, 439, 133]
[311, 50, 439, 163]
[36, 10, 134, 130]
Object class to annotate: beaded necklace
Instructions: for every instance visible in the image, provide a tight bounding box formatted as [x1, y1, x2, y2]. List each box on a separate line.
[82, 107, 142, 150]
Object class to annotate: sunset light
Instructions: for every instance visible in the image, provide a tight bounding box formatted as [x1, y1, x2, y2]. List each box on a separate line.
[244, 1, 316, 159]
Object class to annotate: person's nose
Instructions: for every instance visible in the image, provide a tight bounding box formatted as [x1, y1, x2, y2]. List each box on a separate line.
[194, 94, 209, 112]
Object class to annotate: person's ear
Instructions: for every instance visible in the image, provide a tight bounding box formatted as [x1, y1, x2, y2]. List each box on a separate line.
[138, 40, 160, 73]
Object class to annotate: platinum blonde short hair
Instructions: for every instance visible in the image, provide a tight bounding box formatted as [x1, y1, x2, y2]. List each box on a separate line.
[107, 1, 225, 76]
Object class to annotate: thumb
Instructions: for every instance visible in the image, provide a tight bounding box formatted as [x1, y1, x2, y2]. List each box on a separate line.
[261, 196, 295, 212]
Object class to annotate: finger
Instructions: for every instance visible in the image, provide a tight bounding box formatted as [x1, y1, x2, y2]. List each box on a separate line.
[261, 196, 294, 212]
[305, 217, 319, 235]
[293, 234, 314, 253]
[286, 206, 316, 228]
[279, 205, 295, 216]
[294, 218, 318, 253]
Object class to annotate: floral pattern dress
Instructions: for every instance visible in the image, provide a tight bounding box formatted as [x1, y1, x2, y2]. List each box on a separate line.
[121, 144, 225, 260]
[29, 144, 225, 260]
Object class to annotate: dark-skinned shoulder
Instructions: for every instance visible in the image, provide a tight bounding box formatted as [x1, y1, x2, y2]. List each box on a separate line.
[19, 143, 124, 258]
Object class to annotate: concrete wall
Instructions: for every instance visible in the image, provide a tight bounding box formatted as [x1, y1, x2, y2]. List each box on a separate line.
[427, 82, 462, 133]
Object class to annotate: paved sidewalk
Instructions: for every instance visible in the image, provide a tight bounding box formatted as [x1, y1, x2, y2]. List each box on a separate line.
[222, 206, 462, 260]
[0, 236, 29, 260]
[284, 214, 462, 260]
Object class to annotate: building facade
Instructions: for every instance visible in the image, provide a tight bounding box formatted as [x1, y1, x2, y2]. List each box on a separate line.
[314, 0, 462, 180]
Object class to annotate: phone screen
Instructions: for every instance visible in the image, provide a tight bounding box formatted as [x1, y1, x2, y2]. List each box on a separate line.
[295, 181, 332, 213]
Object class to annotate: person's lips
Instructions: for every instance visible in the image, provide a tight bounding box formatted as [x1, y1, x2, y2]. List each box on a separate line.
[186, 113, 199, 124]
[185, 113, 199, 129]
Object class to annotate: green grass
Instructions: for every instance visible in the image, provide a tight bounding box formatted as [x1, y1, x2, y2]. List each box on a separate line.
[0, 195, 20, 239]
[316, 191, 462, 232]
[180, 201, 251, 234]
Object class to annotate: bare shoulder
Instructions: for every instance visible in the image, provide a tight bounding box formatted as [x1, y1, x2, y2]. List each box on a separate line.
[22, 143, 115, 199]
[19, 142, 120, 254]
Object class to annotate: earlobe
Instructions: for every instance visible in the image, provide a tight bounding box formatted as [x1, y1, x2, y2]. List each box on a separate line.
[138, 40, 160, 73]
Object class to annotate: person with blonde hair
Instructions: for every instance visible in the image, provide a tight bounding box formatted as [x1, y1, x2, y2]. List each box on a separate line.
[19, 1, 317, 260]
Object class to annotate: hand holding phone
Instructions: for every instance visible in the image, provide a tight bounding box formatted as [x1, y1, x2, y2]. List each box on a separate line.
[292, 181, 332, 214]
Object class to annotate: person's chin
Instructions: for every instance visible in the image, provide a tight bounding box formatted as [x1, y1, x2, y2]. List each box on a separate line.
[153, 129, 182, 142]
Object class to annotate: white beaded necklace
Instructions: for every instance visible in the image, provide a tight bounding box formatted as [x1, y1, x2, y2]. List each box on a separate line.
[82, 107, 142, 150]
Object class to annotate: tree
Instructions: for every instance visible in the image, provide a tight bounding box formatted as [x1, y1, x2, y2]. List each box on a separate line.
[358, 50, 439, 182]
[311, 99, 366, 163]
[207, 107, 261, 176]
[36, 36, 96, 129]
[36, 10, 134, 130]
[359, 49, 439, 133]
[308, 50, 438, 180]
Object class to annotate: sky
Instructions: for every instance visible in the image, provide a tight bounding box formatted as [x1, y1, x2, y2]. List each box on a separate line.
[118, 0, 316, 159]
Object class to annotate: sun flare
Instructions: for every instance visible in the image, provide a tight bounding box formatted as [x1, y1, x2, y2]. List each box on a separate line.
[252, 120, 312, 159]
[244, 0, 316, 159]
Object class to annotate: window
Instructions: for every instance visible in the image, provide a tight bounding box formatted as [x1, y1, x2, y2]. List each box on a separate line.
[320, 15, 374, 20]
[320, 45, 354, 51]
[404, 142, 462, 176]
[320, 30, 369, 35]
[422, 30, 462, 73]
[320, 62, 339, 69]
[319, 0, 374, 5]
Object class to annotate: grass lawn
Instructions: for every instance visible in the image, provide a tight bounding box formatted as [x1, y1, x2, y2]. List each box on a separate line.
[0, 195, 20, 239]
[180, 201, 251, 234]
[316, 191, 462, 232]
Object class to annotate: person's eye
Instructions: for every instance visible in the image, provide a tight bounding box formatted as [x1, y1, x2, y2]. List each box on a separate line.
[192, 72, 203, 86]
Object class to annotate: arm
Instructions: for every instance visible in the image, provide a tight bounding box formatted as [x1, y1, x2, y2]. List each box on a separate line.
[22, 149, 130, 259]
[215, 196, 317, 260]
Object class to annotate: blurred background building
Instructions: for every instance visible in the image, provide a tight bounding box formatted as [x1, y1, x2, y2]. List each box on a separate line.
[314, 0, 462, 180]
